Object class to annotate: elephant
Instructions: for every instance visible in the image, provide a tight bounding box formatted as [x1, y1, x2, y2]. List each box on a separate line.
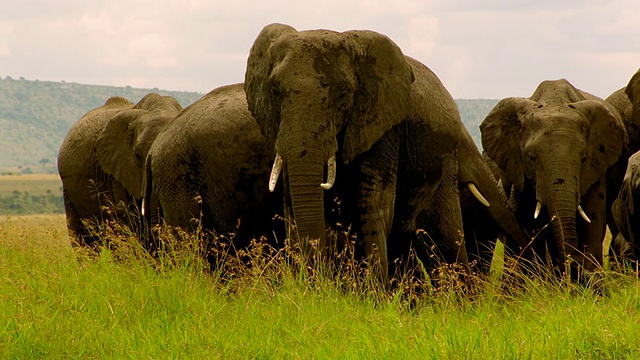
[244, 23, 529, 281]
[607, 68, 640, 263]
[480, 79, 628, 278]
[611, 150, 640, 262]
[143, 83, 283, 253]
[57, 93, 183, 246]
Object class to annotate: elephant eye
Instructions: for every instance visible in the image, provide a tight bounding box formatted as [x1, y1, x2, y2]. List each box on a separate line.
[527, 151, 537, 164]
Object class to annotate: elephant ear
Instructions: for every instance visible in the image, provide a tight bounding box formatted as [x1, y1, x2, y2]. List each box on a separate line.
[606, 88, 633, 126]
[572, 99, 628, 194]
[480, 97, 537, 192]
[245, 23, 297, 146]
[340, 30, 414, 163]
[619, 153, 640, 217]
[95, 109, 147, 199]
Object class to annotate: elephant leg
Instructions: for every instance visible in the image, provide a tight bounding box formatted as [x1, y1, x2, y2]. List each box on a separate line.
[415, 154, 469, 270]
[579, 178, 608, 271]
[349, 134, 400, 281]
[63, 187, 86, 246]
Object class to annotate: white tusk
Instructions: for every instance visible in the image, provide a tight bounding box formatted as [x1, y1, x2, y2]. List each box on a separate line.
[141, 198, 145, 217]
[268, 153, 283, 192]
[577, 205, 591, 223]
[320, 154, 336, 190]
[468, 183, 490, 207]
[534, 201, 542, 219]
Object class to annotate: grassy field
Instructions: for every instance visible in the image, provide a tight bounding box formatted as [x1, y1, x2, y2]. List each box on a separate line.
[1, 214, 639, 358]
[0, 174, 62, 197]
[0, 174, 64, 215]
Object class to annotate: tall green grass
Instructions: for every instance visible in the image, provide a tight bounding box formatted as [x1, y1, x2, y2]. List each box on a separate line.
[1, 215, 639, 358]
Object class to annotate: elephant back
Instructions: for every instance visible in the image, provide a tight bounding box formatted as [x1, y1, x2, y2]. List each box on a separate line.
[147, 83, 275, 235]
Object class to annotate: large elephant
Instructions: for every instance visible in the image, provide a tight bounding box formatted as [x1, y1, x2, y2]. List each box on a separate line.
[607, 68, 640, 262]
[58, 93, 183, 246]
[143, 83, 283, 251]
[244, 23, 528, 280]
[481, 79, 628, 278]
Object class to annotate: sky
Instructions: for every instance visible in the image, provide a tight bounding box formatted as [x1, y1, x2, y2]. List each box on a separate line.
[1, 0, 638, 99]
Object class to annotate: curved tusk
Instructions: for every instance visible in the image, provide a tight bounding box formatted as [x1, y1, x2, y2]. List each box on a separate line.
[268, 153, 283, 192]
[468, 183, 490, 207]
[141, 198, 145, 217]
[534, 201, 542, 219]
[320, 154, 337, 190]
[577, 205, 591, 223]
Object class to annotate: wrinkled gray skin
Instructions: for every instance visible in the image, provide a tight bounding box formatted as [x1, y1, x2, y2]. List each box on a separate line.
[612, 151, 640, 261]
[245, 23, 528, 280]
[607, 68, 640, 261]
[58, 94, 183, 246]
[144, 84, 282, 250]
[481, 79, 628, 277]
[606, 68, 640, 155]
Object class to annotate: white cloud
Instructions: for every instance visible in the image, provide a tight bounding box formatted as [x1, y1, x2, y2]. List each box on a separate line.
[0, 0, 638, 98]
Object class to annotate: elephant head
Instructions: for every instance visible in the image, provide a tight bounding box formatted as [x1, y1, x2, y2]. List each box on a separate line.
[95, 93, 183, 201]
[244, 23, 414, 253]
[481, 79, 627, 269]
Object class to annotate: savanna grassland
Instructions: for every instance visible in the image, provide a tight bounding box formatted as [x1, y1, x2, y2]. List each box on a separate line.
[1, 213, 640, 359]
[0, 174, 62, 197]
[0, 174, 63, 215]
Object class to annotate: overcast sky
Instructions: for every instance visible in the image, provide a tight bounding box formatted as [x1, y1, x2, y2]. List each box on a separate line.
[1, 0, 638, 99]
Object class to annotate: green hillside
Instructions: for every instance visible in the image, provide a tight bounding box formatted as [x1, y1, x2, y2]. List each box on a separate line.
[455, 99, 500, 149]
[0, 76, 497, 173]
[0, 76, 202, 173]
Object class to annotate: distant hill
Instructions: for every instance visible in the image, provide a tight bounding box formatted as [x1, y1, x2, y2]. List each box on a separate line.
[455, 99, 499, 149]
[0, 77, 498, 173]
[0, 76, 202, 173]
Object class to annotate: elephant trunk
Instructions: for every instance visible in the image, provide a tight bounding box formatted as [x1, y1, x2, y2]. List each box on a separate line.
[285, 157, 327, 261]
[538, 171, 582, 274]
[275, 106, 339, 263]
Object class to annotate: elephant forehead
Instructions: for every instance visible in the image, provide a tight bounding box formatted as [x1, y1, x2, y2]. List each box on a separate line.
[526, 108, 588, 130]
[282, 29, 344, 47]
[271, 30, 345, 61]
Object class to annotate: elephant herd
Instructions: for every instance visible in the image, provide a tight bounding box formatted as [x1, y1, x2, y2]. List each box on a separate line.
[58, 23, 640, 284]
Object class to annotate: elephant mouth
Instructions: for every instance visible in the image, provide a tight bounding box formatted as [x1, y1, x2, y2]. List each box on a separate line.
[268, 152, 337, 192]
